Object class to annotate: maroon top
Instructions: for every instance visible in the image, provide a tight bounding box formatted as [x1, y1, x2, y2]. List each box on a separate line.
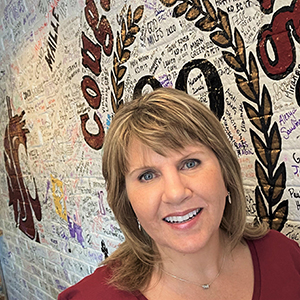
[58, 230, 300, 299]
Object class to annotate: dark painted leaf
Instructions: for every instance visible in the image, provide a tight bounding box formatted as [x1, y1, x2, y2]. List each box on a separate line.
[121, 19, 126, 43]
[116, 81, 124, 100]
[117, 65, 127, 81]
[218, 8, 231, 41]
[260, 85, 272, 130]
[192, 0, 201, 6]
[120, 50, 130, 63]
[243, 102, 263, 131]
[249, 52, 259, 98]
[255, 186, 269, 226]
[271, 162, 286, 207]
[234, 28, 245, 67]
[196, 14, 217, 31]
[211, 31, 230, 47]
[123, 35, 136, 47]
[173, 2, 189, 17]
[186, 6, 201, 20]
[255, 160, 271, 201]
[236, 74, 256, 102]
[271, 200, 288, 231]
[111, 91, 118, 113]
[223, 50, 243, 72]
[116, 32, 122, 59]
[127, 5, 132, 28]
[250, 129, 268, 167]
[111, 70, 117, 94]
[133, 5, 144, 23]
[113, 53, 119, 77]
[128, 25, 140, 35]
[159, 0, 178, 7]
[203, 0, 216, 19]
[268, 122, 281, 169]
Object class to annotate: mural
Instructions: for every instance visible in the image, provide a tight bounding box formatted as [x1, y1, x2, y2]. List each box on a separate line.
[4, 97, 42, 242]
[0, 0, 300, 299]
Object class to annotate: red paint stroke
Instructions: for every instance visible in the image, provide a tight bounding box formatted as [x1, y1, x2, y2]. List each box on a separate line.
[257, 0, 300, 80]
[3, 97, 42, 242]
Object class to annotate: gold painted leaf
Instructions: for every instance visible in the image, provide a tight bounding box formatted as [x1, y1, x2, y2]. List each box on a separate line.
[121, 19, 126, 44]
[271, 200, 288, 231]
[270, 149, 281, 171]
[123, 35, 136, 47]
[174, 2, 189, 17]
[272, 162, 286, 206]
[203, 0, 216, 20]
[243, 102, 263, 131]
[111, 92, 118, 113]
[127, 5, 132, 28]
[261, 86, 272, 129]
[211, 31, 230, 47]
[235, 29, 245, 67]
[251, 129, 268, 167]
[223, 51, 243, 72]
[116, 32, 122, 59]
[111, 70, 117, 94]
[196, 15, 217, 31]
[121, 50, 130, 63]
[128, 25, 140, 35]
[255, 186, 269, 225]
[269, 123, 281, 167]
[186, 6, 201, 21]
[217, 8, 231, 41]
[236, 74, 256, 102]
[116, 81, 124, 100]
[133, 5, 144, 23]
[272, 175, 284, 201]
[249, 52, 259, 97]
[159, 0, 177, 7]
[113, 53, 119, 77]
[117, 65, 127, 81]
[255, 160, 270, 200]
[192, 0, 202, 6]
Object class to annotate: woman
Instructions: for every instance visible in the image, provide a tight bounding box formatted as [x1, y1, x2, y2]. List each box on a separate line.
[58, 88, 300, 299]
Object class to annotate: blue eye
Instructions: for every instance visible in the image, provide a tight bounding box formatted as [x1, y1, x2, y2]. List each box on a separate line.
[139, 171, 154, 182]
[182, 159, 200, 170]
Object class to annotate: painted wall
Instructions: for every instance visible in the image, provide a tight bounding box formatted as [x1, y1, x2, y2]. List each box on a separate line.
[0, 0, 300, 299]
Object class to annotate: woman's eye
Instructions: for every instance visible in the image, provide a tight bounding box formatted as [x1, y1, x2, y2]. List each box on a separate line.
[139, 171, 155, 182]
[182, 159, 200, 170]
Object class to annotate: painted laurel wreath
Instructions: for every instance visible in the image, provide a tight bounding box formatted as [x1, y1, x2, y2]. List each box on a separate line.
[159, 0, 288, 230]
[111, 5, 144, 113]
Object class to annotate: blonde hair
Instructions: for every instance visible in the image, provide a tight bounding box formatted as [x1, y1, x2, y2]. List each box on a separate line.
[101, 88, 267, 291]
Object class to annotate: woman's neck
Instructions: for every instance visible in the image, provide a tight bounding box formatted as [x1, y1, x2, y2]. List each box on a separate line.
[157, 229, 229, 284]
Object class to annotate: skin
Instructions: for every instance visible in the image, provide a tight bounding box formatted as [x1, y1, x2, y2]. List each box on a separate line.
[125, 137, 228, 258]
[125, 138, 254, 300]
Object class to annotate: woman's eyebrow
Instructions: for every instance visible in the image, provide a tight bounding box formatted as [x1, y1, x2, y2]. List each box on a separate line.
[127, 165, 153, 177]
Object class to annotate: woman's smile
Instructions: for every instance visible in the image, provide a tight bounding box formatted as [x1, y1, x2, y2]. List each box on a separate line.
[163, 207, 202, 224]
[125, 137, 228, 255]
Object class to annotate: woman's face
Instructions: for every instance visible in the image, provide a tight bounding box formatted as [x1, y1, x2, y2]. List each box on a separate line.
[125, 138, 228, 256]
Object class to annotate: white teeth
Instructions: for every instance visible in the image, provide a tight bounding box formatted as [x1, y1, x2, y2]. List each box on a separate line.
[164, 208, 201, 224]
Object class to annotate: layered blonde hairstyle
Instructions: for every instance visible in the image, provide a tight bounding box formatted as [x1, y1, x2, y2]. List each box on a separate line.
[101, 88, 267, 292]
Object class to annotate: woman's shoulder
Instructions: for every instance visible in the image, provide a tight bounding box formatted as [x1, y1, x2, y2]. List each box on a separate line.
[254, 229, 298, 245]
[247, 229, 300, 258]
[57, 265, 141, 300]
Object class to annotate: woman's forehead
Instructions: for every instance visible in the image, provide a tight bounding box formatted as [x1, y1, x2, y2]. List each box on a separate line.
[126, 137, 209, 160]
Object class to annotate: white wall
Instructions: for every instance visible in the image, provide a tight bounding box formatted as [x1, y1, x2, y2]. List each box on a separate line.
[0, 0, 300, 299]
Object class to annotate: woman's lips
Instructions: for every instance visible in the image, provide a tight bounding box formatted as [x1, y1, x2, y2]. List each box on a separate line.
[163, 208, 202, 224]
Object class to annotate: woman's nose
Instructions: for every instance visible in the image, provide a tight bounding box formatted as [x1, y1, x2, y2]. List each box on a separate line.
[161, 170, 191, 204]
